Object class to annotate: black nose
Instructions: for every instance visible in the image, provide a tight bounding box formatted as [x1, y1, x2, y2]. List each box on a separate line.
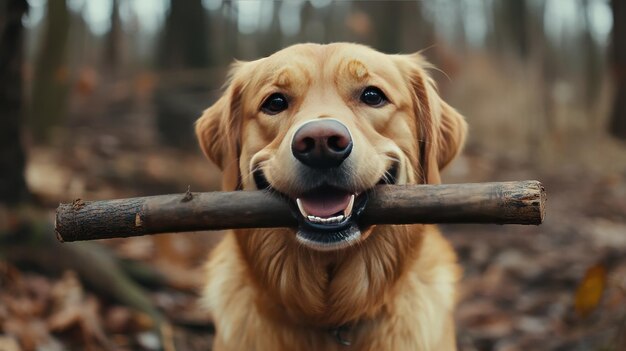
[291, 119, 353, 169]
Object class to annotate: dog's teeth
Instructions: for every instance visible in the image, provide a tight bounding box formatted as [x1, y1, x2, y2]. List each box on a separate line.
[328, 216, 337, 223]
[297, 198, 309, 217]
[306, 214, 345, 224]
[344, 195, 355, 217]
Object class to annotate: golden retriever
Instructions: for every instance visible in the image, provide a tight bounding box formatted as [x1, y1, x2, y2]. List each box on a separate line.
[195, 43, 467, 350]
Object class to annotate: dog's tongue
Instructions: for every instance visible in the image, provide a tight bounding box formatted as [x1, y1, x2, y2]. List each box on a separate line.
[299, 190, 351, 217]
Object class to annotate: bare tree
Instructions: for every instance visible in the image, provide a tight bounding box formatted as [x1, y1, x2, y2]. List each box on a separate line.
[29, 0, 70, 141]
[105, 0, 122, 71]
[158, 0, 209, 69]
[492, 0, 528, 59]
[155, 0, 210, 148]
[580, 0, 602, 114]
[610, 0, 626, 139]
[0, 0, 29, 205]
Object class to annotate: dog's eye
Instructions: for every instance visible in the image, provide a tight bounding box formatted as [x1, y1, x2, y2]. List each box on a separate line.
[360, 86, 388, 107]
[261, 93, 289, 115]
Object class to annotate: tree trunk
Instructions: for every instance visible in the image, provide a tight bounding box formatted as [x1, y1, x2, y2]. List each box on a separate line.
[354, 1, 403, 53]
[0, 0, 29, 205]
[610, 0, 626, 139]
[29, 0, 70, 142]
[580, 0, 602, 116]
[104, 0, 121, 71]
[157, 0, 209, 69]
[155, 0, 210, 148]
[492, 0, 528, 59]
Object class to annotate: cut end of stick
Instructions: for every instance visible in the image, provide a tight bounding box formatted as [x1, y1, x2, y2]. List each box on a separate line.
[55, 229, 65, 243]
[538, 182, 547, 224]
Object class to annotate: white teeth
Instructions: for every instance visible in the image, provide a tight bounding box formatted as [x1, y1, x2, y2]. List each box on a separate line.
[343, 195, 355, 218]
[305, 214, 345, 224]
[298, 194, 355, 224]
[296, 198, 309, 217]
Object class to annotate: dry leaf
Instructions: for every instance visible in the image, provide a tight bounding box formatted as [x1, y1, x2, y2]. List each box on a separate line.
[574, 263, 607, 319]
[75, 67, 98, 96]
[47, 272, 110, 348]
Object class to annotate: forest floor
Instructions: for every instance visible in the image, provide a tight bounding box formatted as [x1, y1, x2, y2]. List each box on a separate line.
[1, 121, 626, 350]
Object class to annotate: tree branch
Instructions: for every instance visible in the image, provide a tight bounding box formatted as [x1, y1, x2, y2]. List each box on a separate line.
[55, 181, 546, 242]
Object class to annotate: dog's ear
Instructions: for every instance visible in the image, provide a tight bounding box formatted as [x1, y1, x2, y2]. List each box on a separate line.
[396, 53, 467, 184]
[195, 62, 247, 190]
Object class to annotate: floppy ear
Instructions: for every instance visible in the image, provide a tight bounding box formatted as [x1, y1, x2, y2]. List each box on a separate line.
[398, 53, 467, 184]
[195, 62, 246, 190]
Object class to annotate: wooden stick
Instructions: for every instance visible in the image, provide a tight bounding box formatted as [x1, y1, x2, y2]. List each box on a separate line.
[55, 180, 546, 242]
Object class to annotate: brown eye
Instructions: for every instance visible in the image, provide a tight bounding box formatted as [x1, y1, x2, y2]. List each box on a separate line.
[261, 93, 288, 115]
[360, 86, 388, 107]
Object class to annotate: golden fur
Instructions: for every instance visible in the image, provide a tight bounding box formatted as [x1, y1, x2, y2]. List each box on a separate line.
[195, 43, 467, 350]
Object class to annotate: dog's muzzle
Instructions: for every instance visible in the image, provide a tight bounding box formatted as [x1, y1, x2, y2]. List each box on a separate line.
[253, 119, 398, 251]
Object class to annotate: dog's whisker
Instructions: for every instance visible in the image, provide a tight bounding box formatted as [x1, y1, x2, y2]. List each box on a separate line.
[381, 172, 393, 184]
[244, 160, 275, 190]
[242, 165, 261, 184]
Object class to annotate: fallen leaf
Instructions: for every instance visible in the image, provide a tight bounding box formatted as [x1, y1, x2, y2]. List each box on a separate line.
[574, 263, 607, 319]
[47, 271, 110, 348]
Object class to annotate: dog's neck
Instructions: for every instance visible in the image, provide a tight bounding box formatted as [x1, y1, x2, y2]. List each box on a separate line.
[234, 225, 424, 327]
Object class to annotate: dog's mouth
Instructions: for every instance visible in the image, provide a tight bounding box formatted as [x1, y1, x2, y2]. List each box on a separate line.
[253, 163, 398, 251]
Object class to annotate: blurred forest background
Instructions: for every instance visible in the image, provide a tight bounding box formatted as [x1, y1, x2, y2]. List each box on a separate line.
[1, 0, 626, 350]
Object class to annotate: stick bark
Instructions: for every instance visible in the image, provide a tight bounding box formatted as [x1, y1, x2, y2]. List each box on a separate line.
[55, 181, 546, 242]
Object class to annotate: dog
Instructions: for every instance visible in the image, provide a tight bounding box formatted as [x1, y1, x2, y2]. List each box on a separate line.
[195, 43, 467, 350]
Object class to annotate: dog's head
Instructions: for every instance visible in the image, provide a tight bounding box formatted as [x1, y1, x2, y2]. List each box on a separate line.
[196, 43, 466, 251]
